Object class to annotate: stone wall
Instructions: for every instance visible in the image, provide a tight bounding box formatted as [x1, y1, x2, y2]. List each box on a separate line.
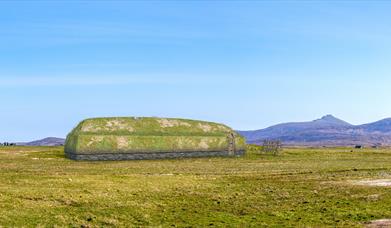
[66, 150, 245, 161]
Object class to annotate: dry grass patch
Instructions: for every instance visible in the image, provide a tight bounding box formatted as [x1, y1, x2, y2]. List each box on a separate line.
[365, 219, 391, 227]
[351, 179, 391, 187]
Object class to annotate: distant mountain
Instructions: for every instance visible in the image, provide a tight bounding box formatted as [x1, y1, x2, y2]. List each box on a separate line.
[19, 137, 65, 146]
[237, 115, 391, 146]
[360, 118, 391, 133]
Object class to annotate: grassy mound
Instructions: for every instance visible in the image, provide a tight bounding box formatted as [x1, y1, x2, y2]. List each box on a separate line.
[65, 117, 246, 155]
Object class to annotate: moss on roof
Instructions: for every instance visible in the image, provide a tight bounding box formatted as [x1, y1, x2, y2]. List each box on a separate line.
[69, 117, 234, 136]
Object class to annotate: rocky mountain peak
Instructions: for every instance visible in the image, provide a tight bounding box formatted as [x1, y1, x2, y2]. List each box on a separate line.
[313, 115, 352, 126]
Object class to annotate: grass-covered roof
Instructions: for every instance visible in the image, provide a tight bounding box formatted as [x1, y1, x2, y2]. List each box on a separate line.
[69, 117, 235, 136]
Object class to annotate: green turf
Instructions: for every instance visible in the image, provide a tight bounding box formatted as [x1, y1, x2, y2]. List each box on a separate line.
[1, 146, 391, 226]
[69, 117, 235, 136]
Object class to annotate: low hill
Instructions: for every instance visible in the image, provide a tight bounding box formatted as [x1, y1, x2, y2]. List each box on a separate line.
[20, 137, 65, 146]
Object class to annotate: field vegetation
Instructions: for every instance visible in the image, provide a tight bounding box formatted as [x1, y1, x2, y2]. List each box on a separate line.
[1, 146, 391, 226]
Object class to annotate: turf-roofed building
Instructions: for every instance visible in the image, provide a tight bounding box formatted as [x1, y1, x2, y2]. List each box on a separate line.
[65, 117, 246, 160]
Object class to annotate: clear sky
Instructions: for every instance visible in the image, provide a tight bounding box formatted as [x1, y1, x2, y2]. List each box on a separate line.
[1, 1, 391, 141]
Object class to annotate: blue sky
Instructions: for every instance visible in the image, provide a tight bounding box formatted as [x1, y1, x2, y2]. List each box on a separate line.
[1, 1, 391, 141]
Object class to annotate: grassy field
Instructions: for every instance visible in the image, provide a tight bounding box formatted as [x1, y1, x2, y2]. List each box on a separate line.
[1, 146, 391, 227]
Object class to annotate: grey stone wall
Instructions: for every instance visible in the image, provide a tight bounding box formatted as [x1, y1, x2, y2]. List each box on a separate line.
[66, 150, 245, 161]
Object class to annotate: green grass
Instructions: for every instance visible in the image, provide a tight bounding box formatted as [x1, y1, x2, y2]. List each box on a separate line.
[70, 117, 235, 136]
[1, 146, 391, 226]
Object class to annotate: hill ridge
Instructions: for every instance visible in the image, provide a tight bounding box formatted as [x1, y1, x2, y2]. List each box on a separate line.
[238, 115, 391, 146]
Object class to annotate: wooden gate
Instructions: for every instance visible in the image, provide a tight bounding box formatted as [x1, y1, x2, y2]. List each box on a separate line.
[227, 133, 235, 155]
